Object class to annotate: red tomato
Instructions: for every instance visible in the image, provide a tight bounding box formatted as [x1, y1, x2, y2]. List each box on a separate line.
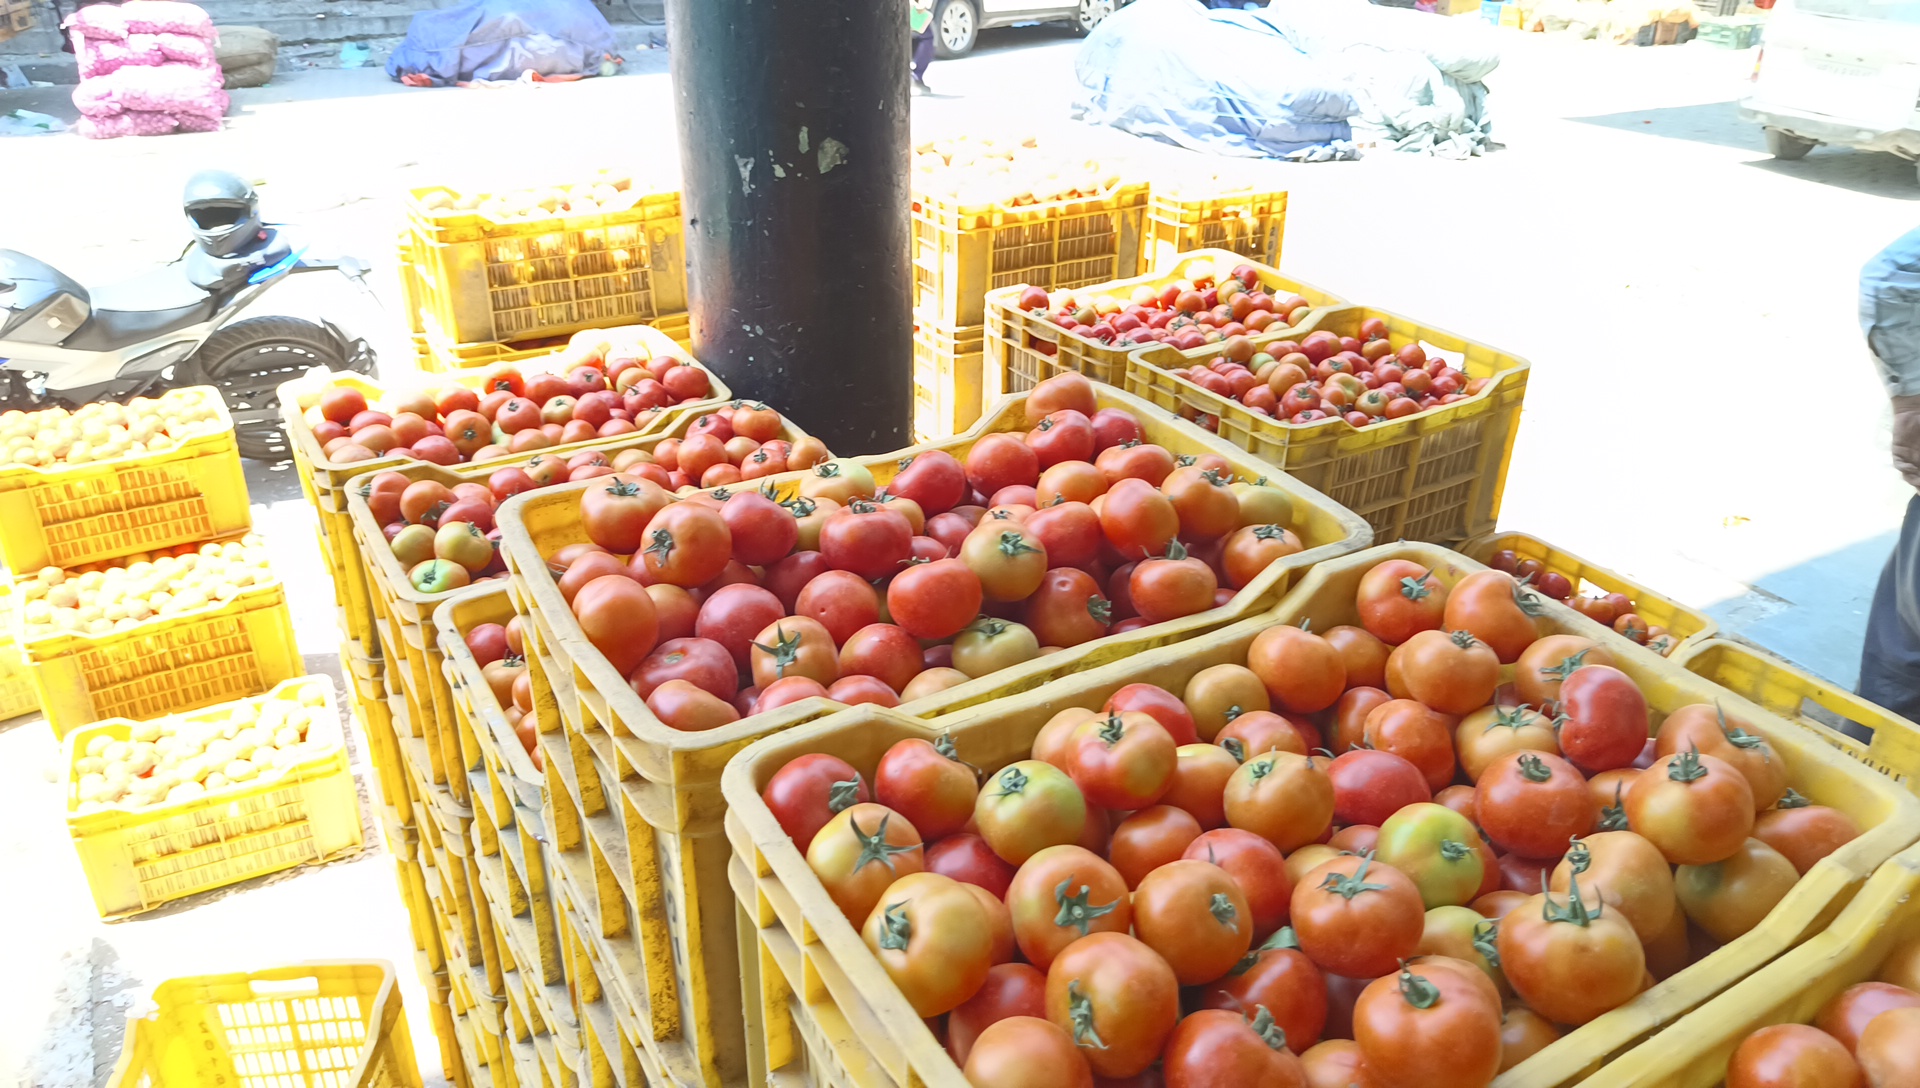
[1362, 699, 1459, 793]
[1247, 625, 1346, 714]
[1356, 560, 1448, 645]
[629, 637, 737, 701]
[888, 558, 984, 641]
[571, 575, 659, 677]
[1476, 751, 1595, 861]
[1099, 478, 1180, 560]
[1103, 683, 1200, 745]
[947, 963, 1048, 1068]
[1625, 748, 1755, 865]
[966, 433, 1041, 496]
[1200, 929, 1328, 1054]
[1392, 629, 1500, 716]
[889, 449, 968, 516]
[1028, 410, 1097, 467]
[1224, 752, 1335, 853]
[1162, 744, 1240, 829]
[874, 736, 978, 841]
[963, 1016, 1093, 1088]
[695, 583, 785, 671]
[1162, 1008, 1308, 1088]
[1007, 844, 1133, 971]
[1024, 567, 1113, 648]
[1044, 933, 1181, 1079]
[860, 872, 994, 1016]
[1025, 502, 1101, 569]
[1353, 960, 1503, 1088]
[637, 503, 732, 587]
[1816, 982, 1920, 1055]
[747, 616, 840, 690]
[1729, 1023, 1864, 1088]
[1108, 806, 1203, 889]
[838, 623, 922, 694]
[1184, 828, 1292, 942]
[1441, 570, 1545, 664]
[796, 570, 883, 645]
[1130, 541, 1219, 623]
[1067, 712, 1176, 810]
[762, 753, 869, 852]
[1498, 873, 1645, 1025]
[806, 802, 925, 924]
[1290, 854, 1426, 980]
[820, 501, 913, 580]
[1556, 665, 1651, 774]
[718, 490, 799, 567]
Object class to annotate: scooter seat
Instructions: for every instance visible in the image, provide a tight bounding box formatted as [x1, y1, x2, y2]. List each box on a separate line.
[62, 266, 216, 353]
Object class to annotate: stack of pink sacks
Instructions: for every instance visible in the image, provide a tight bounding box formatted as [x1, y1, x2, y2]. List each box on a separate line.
[66, 2, 229, 139]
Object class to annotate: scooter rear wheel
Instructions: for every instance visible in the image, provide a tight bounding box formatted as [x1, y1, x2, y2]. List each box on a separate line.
[191, 316, 355, 460]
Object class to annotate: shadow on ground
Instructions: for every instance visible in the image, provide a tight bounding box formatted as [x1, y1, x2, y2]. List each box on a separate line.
[1569, 100, 1765, 151]
[1745, 150, 1920, 200]
[1701, 530, 1896, 689]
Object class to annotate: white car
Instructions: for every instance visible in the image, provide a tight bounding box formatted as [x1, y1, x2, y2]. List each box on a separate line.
[1741, 0, 1920, 182]
[931, 0, 1122, 57]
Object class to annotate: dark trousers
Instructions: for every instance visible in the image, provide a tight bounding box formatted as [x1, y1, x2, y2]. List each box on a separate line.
[912, 27, 934, 79]
[1859, 493, 1920, 723]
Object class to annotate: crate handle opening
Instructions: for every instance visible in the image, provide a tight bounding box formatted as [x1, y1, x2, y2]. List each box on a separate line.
[248, 977, 324, 999]
[1800, 697, 1877, 746]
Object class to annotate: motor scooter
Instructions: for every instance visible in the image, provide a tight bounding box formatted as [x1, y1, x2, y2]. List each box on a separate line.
[0, 170, 376, 460]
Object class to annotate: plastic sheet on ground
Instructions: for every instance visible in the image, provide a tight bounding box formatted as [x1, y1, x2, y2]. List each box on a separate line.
[385, 0, 617, 86]
[1073, 0, 1499, 159]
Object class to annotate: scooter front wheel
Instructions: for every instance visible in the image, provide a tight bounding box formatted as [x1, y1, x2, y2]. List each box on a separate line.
[190, 316, 350, 461]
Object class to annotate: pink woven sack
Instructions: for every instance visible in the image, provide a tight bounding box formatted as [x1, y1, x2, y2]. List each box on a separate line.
[72, 63, 227, 120]
[64, 4, 129, 41]
[119, 1, 214, 38]
[77, 110, 221, 139]
[153, 31, 216, 66]
[72, 31, 165, 78]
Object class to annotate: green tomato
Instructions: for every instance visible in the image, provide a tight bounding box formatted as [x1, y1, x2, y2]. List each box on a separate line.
[1374, 802, 1485, 909]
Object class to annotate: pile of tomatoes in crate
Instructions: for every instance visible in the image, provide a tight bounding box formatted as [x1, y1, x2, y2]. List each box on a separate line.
[1485, 548, 1679, 657]
[1018, 261, 1316, 353]
[1167, 317, 1488, 429]
[360, 403, 810, 595]
[758, 556, 1864, 1088]
[307, 332, 721, 466]
[545, 374, 1308, 731]
[459, 615, 539, 763]
[1723, 966, 1920, 1087]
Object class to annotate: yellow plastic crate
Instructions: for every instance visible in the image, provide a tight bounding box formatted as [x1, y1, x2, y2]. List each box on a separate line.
[107, 962, 423, 1088]
[912, 181, 1151, 328]
[0, 581, 40, 720]
[21, 572, 304, 740]
[65, 677, 361, 918]
[283, 327, 730, 652]
[1464, 531, 1718, 653]
[720, 541, 1920, 1088]
[0, 386, 250, 572]
[553, 872, 667, 1088]
[491, 380, 1368, 1086]
[1584, 843, 1920, 1087]
[420, 312, 695, 374]
[1140, 187, 1287, 274]
[1127, 304, 1530, 546]
[984, 249, 1342, 395]
[912, 319, 986, 442]
[406, 183, 687, 346]
[1675, 638, 1920, 795]
[349, 411, 813, 807]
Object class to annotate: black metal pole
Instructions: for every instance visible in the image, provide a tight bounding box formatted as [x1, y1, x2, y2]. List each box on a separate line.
[669, 0, 913, 454]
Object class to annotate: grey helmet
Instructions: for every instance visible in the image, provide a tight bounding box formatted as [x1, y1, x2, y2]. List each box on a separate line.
[183, 170, 264, 257]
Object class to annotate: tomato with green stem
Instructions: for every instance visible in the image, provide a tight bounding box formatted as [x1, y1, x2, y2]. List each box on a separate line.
[1200, 927, 1327, 1054]
[748, 616, 839, 690]
[1655, 703, 1789, 810]
[805, 802, 924, 924]
[1224, 751, 1335, 852]
[580, 476, 673, 553]
[1184, 828, 1292, 942]
[820, 500, 913, 581]
[1044, 932, 1181, 1079]
[1441, 570, 1547, 664]
[1133, 859, 1254, 984]
[1456, 704, 1562, 783]
[1353, 959, 1504, 1088]
[1475, 751, 1596, 861]
[860, 872, 994, 1016]
[1356, 560, 1448, 645]
[1674, 835, 1800, 943]
[1161, 466, 1243, 543]
[1752, 789, 1862, 874]
[1498, 868, 1645, 1025]
[951, 617, 1041, 679]
[1129, 540, 1220, 623]
[1513, 635, 1617, 707]
[873, 735, 977, 841]
[1290, 852, 1427, 980]
[1162, 1007, 1309, 1088]
[637, 503, 732, 587]
[1548, 831, 1676, 943]
[1184, 663, 1271, 741]
[1626, 747, 1755, 865]
[1223, 524, 1305, 589]
[1557, 664, 1651, 774]
[761, 753, 868, 852]
[1023, 567, 1112, 648]
[1374, 803, 1486, 909]
[974, 760, 1088, 866]
[1416, 905, 1508, 997]
[961, 523, 1049, 601]
[1394, 629, 1501, 716]
[1066, 711, 1176, 810]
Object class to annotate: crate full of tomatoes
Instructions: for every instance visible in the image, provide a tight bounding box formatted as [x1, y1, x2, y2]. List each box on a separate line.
[720, 542, 1920, 1088]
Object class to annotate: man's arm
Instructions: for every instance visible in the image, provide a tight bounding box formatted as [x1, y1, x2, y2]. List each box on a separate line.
[1863, 226, 1920, 399]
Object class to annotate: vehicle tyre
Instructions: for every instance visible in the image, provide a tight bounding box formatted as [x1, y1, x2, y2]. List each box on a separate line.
[1073, 0, 1115, 34]
[189, 316, 350, 461]
[934, 0, 977, 58]
[1764, 128, 1816, 161]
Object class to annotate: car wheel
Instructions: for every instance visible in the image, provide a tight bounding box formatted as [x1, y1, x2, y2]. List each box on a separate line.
[1074, 0, 1116, 33]
[934, 0, 977, 58]
[1764, 128, 1816, 161]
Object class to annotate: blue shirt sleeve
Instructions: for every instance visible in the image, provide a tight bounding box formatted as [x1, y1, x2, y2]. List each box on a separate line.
[1863, 226, 1920, 398]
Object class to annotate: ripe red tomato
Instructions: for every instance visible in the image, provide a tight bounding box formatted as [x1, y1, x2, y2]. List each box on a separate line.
[1028, 410, 1097, 468]
[805, 802, 924, 924]
[571, 575, 659, 677]
[947, 964, 1048, 1068]
[1856, 1006, 1920, 1085]
[926, 833, 1016, 897]
[1476, 751, 1595, 860]
[1224, 752, 1335, 853]
[1327, 748, 1432, 828]
[695, 583, 785, 670]
[963, 1016, 1093, 1088]
[860, 871, 994, 1017]
[1024, 568, 1112, 648]
[888, 558, 984, 640]
[1130, 541, 1219, 623]
[1006, 844, 1133, 971]
[1102, 683, 1200, 745]
[965, 433, 1041, 497]
[1199, 930, 1327, 1054]
[761, 752, 868, 852]
[838, 623, 922, 694]
[820, 501, 913, 581]
[747, 616, 840, 691]
[1223, 524, 1304, 589]
[1184, 829, 1292, 941]
[1067, 712, 1176, 810]
[1108, 805, 1203, 889]
[1818, 983, 1920, 1055]
[974, 760, 1088, 866]
[1290, 854, 1426, 979]
[962, 523, 1050, 602]
[1161, 744, 1240, 830]
[1625, 748, 1755, 865]
[1547, 831, 1675, 943]
[1132, 859, 1254, 984]
[1442, 570, 1545, 664]
[1163, 1008, 1309, 1088]
[1753, 800, 1862, 875]
[1547, 663, 1648, 774]
[717, 490, 798, 567]
[1247, 625, 1346, 713]
[1655, 703, 1788, 810]
[1044, 933, 1181, 1079]
[630, 637, 737, 702]
[1161, 466, 1242, 543]
[637, 503, 732, 587]
[1498, 872, 1646, 1025]
[1393, 629, 1500, 716]
[795, 570, 882, 645]
[1728, 1023, 1864, 1088]
[1353, 960, 1503, 1088]
[874, 736, 978, 841]
[1513, 635, 1616, 707]
[1356, 560, 1448, 645]
[1099, 478, 1180, 560]
[889, 450, 967, 516]
[1362, 699, 1459, 793]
